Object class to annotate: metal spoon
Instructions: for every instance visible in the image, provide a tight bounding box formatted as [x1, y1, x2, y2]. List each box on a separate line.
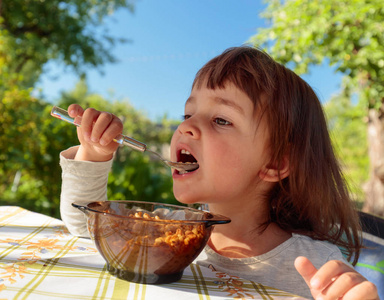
[50, 106, 199, 172]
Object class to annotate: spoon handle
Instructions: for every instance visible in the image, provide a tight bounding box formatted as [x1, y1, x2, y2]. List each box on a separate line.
[50, 106, 147, 152]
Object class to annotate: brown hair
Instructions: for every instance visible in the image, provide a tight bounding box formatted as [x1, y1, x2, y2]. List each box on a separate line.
[193, 46, 362, 264]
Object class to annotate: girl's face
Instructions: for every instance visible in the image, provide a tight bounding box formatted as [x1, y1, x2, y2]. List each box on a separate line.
[170, 81, 273, 206]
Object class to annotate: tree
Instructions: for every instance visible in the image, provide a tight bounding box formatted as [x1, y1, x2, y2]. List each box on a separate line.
[0, 0, 135, 89]
[250, 0, 384, 215]
[0, 90, 79, 216]
[324, 90, 369, 205]
[0, 0, 144, 217]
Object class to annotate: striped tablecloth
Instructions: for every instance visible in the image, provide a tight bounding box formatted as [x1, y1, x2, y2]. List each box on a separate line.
[0, 206, 306, 300]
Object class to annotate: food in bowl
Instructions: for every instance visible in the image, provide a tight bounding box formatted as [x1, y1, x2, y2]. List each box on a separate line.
[73, 200, 230, 284]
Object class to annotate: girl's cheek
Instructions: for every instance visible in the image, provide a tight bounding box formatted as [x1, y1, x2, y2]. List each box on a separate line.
[170, 131, 177, 146]
[170, 131, 179, 158]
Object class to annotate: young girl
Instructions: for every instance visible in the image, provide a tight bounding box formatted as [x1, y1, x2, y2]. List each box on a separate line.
[59, 47, 378, 299]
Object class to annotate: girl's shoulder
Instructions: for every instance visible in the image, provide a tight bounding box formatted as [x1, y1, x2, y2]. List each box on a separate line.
[289, 233, 347, 265]
[291, 233, 341, 250]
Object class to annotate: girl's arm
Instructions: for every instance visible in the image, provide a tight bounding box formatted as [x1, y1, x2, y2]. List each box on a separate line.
[60, 104, 124, 236]
[60, 146, 113, 237]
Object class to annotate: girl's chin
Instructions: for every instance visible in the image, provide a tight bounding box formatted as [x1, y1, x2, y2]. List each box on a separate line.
[174, 197, 201, 205]
[173, 192, 203, 205]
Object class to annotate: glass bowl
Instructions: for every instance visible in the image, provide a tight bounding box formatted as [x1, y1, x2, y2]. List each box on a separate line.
[72, 200, 230, 284]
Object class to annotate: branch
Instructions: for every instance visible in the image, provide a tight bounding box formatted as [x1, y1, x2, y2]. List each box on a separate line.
[9, 24, 52, 38]
[1, 15, 51, 38]
[15, 54, 33, 73]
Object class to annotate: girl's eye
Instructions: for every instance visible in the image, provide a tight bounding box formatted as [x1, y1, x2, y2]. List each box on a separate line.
[214, 118, 232, 126]
[182, 114, 191, 121]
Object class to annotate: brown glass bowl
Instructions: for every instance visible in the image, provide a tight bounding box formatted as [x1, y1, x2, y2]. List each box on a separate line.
[72, 200, 230, 284]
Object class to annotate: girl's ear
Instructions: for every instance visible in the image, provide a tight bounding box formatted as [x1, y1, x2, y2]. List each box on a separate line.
[259, 156, 290, 182]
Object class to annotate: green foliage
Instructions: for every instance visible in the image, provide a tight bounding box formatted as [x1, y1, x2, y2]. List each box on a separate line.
[0, 0, 135, 89]
[0, 89, 79, 216]
[250, 0, 384, 107]
[324, 91, 369, 201]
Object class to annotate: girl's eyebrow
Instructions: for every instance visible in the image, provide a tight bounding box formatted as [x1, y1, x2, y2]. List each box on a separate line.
[185, 96, 245, 115]
[214, 97, 245, 115]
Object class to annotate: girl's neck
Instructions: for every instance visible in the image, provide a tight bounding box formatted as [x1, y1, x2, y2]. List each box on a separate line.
[207, 203, 291, 258]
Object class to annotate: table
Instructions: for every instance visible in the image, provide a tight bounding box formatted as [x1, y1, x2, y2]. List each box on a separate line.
[0, 206, 306, 299]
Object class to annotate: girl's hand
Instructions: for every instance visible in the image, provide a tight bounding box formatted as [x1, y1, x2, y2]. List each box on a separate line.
[68, 104, 123, 162]
[295, 256, 378, 299]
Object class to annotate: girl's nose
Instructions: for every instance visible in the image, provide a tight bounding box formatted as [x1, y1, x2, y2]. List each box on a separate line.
[177, 117, 201, 139]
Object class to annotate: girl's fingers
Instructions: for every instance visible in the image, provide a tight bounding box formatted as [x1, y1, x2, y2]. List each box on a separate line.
[318, 271, 366, 299]
[309, 260, 355, 291]
[68, 106, 123, 148]
[294, 256, 318, 288]
[99, 116, 124, 146]
[80, 109, 123, 147]
[67, 105, 123, 161]
[89, 111, 114, 143]
[81, 108, 101, 142]
[343, 280, 378, 300]
[68, 104, 84, 118]
[295, 258, 378, 300]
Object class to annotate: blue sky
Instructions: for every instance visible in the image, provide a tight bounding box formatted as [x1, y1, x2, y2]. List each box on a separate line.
[36, 0, 342, 121]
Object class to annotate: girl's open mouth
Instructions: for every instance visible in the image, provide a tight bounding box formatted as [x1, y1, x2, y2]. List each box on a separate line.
[177, 149, 199, 174]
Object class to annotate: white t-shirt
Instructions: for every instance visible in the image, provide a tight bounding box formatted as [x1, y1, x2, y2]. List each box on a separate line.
[59, 146, 348, 299]
[195, 235, 345, 298]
